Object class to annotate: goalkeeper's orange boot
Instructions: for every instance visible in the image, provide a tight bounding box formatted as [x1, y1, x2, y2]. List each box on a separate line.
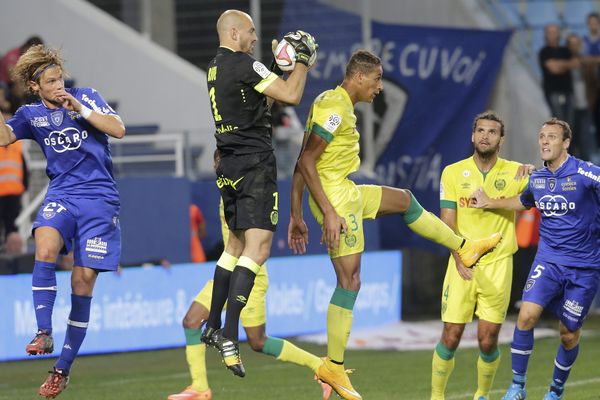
[457, 232, 502, 268]
[316, 358, 362, 400]
[39, 367, 69, 398]
[167, 386, 212, 400]
[26, 329, 54, 355]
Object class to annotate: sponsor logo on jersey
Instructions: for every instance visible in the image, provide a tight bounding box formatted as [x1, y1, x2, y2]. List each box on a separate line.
[548, 178, 556, 192]
[43, 128, 88, 153]
[494, 178, 506, 190]
[462, 170, 470, 178]
[30, 116, 49, 127]
[86, 237, 108, 255]
[561, 180, 577, 191]
[578, 167, 600, 183]
[323, 113, 342, 133]
[563, 299, 584, 317]
[344, 233, 357, 247]
[252, 61, 270, 79]
[50, 111, 63, 127]
[533, 178, 545, 189]
[68, 110, 82, 120]
[535, 194, 575, 217]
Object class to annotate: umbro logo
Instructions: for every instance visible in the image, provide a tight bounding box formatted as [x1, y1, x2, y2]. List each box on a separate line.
[236, 295, 248, 304]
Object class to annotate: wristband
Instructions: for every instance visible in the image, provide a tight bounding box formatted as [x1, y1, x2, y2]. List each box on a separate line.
[79, 105, 93, 119]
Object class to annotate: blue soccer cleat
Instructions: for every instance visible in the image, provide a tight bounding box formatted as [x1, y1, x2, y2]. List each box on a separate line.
[501, 383, 526, 400]
[543, 388, 563, 400]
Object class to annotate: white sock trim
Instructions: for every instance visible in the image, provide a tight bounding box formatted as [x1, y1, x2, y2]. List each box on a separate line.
[32, 286, 58, 291]
[67, 319, 89, 328]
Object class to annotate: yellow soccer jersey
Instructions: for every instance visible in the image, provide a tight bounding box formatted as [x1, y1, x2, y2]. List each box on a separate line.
[305, 86, 359, 186]
[440, 157, 528, 264]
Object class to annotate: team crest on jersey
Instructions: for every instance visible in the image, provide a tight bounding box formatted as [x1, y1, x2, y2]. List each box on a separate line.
[462, 170, 470, 178]
[344, 234, 357, 247]
[270, 210, 278, 225]
[548, 178, 556, 192]
[494, 179, 506, 191]
[524, 279, 535, 292]
[50, 111, 63, 127]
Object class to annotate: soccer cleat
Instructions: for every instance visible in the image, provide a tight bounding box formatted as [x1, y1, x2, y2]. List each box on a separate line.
[214, 330, 245, 377]
[543, 387, 563, 400]
[200, 326, 218, 348]
[26, 330, 54, 355]
[315, 374, 333, 400]
[501, 383, 526, 400]
[167, 386, 212, 400]
[38, 367, 69, 398]
[457, 232, 502, 268]
[316, 359, 362, 400]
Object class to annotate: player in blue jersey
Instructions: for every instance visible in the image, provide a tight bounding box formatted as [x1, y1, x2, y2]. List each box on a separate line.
[0, 45, 125, 398]
[471, 118, 600, 400]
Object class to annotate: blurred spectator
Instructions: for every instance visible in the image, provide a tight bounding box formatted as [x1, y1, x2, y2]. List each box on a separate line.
[583, 12, 600, 149]
[0, 83, 11, 117]
[272, 102, 304, 178]
[4, 231, 24, 256]
[0, 140, 28, 243]
[0, 36, 44, 84]
[567, 33, 597, 160]
[190, 203, 207, 263]
[539, 23, 578, 126]
[0, 36, 44, 113]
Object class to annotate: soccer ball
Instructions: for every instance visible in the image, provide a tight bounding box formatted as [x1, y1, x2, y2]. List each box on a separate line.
[274, 39, 296, 72]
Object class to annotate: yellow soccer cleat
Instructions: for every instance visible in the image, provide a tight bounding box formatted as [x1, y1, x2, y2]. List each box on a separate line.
[457, 232, 502, 268]
[167, 386, 212, 400]
[316, 358, 362, 400]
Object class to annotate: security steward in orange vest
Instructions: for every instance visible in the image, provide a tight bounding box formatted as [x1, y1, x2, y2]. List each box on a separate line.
[0, 140, 27, 241]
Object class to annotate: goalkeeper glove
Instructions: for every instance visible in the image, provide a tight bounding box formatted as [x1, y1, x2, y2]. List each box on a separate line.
[283, 30, 318, 67]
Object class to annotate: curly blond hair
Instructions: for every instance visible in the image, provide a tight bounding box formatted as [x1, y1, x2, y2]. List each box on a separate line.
[11, 44, 65, 94]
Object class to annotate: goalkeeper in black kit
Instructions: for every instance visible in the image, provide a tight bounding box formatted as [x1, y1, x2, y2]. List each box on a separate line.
[200, 8, 319, 380]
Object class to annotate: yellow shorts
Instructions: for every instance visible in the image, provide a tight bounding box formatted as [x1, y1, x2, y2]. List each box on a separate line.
[441, 256, 513, 324]
[309, 181, 382, 259]
[194, 264, 269, 328]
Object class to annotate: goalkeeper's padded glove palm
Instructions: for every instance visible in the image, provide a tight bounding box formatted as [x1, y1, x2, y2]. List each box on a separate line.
[283, 30, 318, 67]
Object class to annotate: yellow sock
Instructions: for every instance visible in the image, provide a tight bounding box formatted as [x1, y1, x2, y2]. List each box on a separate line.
[431, 343, 456, 400]
[475, 351, 501, 398]
[277, 339, 322, 372]
[408, 211, 463, 251]
[186, 343, 209, 391]
[327, 288, 357, 372]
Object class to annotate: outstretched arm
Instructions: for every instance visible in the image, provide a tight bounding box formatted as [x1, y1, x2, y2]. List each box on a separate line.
[470, 187, 527, 211]
[56, 90, 125, 139]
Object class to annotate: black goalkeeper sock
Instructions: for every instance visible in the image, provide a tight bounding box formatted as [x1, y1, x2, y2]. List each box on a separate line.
[206, 266, 232, 329]
[222, 266, 256, 341]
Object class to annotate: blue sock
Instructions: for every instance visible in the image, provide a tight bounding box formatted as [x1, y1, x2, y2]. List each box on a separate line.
[32, 261, 57, 334]
[55, 294, 92, 374]
[551, 344, 579, 394]
[510, 327, 534, 386]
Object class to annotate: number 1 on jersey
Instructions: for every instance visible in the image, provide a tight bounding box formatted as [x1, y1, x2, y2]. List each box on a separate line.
[209, 87, 222, 122]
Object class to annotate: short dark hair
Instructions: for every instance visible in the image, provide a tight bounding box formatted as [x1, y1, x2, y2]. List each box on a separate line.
[588, 12, 600, 22]
[472, 110, 505, 137]
[543, 118, 572, 141]
[345, 50, 381, 79]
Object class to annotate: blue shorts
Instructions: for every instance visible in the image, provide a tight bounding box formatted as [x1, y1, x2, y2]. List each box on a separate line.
[522, 257, 600, 331]
[33, 197, 121, 271]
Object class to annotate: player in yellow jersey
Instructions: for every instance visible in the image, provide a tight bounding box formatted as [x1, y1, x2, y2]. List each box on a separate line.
[288, 50, 502, 400]
[169, 151, 332, 400]
[430, 111, 531, 400]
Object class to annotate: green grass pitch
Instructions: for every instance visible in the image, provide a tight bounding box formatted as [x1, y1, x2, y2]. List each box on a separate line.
[2, 318, 600, 399]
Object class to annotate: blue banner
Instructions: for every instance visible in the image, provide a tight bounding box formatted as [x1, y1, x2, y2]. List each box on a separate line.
[0, 251, 401, 361]
[279, 2, 511, 251]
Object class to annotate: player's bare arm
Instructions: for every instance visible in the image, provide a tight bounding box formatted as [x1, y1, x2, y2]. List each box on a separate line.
[514, 163, 535, 180]
[440, 207, 472, 281]
[288, 164, 309, 254]
[56, 90, 125, 139]
[470, 187, 527, 211]
[262, 64, 309, 106]
[0, 113, 17, 146]
[297, 133, 347, 251]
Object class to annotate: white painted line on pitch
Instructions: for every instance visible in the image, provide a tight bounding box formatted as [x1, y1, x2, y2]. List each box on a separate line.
[446, 376, 600, 399]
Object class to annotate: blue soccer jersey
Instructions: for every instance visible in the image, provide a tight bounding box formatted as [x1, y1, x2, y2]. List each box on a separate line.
[520, 156, 600, 268]
[6, 87, 119, 203]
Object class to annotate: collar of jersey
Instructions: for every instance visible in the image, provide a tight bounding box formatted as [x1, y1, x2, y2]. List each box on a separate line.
[334, 85, 352, 108]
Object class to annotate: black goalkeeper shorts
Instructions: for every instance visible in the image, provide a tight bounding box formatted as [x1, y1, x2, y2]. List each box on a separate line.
[216, 151, 278, 231]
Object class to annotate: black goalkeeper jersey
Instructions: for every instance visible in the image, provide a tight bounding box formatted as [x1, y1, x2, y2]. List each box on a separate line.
[207, 47, 277, 155]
